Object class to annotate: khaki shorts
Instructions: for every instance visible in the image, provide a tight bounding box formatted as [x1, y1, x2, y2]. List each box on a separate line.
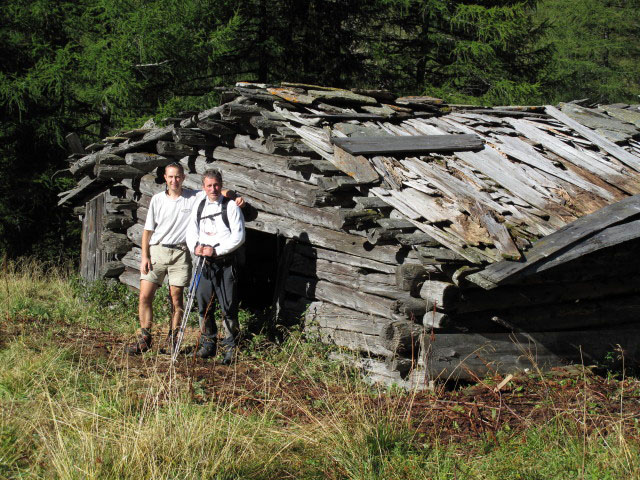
[140, 245, 192, 287]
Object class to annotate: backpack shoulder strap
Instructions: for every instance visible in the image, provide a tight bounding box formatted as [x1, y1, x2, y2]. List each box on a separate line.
[221, 197, 231, 230]
[197, 197, 231, 230]
[196, 197, 206, 225]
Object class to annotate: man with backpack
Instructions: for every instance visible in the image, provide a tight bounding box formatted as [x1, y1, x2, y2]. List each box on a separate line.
[125, 162, 243, 356]
[186, 168, 245, 364]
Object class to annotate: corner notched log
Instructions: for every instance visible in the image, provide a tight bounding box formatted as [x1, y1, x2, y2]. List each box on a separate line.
[101, 231, 133, 255]
[380, 320, 424, 355]
[100, 260, 125, 278]
[419, 281, 460, 312]
[125, 152, 172, 171]
[94, 164, 145, 181]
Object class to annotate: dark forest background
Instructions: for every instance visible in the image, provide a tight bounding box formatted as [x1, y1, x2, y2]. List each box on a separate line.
[1, 0, 639, 262]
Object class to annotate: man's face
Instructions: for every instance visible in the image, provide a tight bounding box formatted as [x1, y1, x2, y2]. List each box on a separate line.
[203, 176, 222, 201]
[164, 166, 185, 193]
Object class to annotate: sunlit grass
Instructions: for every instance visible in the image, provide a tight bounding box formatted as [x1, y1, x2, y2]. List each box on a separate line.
[1, 260, 640, 479]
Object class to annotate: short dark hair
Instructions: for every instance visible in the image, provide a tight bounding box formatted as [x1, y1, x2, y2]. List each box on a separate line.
[202, 169, 223, 184]
[165, 162, 184, 175]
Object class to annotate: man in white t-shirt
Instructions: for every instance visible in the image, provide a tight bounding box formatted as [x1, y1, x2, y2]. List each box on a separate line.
[126, 162, 243, 355]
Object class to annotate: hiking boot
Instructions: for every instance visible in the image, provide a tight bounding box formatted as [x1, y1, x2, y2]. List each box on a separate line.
[163, 330, 179, 355]
[222, 347, 236, 366]
[125, 333, 152, 355]
[196, 342, 217, 359]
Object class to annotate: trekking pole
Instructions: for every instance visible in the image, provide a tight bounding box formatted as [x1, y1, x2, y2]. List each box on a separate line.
[171, 255, 205, 363]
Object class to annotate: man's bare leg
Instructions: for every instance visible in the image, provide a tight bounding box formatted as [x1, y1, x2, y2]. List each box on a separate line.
[126, 280, 159, 355]
[169, 285, 185, 330]
[139, 280, 159, 329]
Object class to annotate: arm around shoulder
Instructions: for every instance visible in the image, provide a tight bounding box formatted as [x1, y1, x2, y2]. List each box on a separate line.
[185, 203, 200, 254]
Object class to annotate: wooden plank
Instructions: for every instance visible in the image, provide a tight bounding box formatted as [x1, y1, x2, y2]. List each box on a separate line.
[307, 89, 377, 106]
[305, 301, 393, 337]
[493, 135, 616, 201]
[79, 192, 114, 281]
[455, 148, 549, 210]
[331, 146, 380, 183]
[266, 87, 315, 105]
[354, 196, 394, 210]
[351, 88, 396, 102]
[308, 112, 387, 121]
[65, 133, 85, 154]
[457, 274, 640, 314]
[599, 105, 640, 129]
[179, 105, 225, 128]
[456, 294, 640, 332]
[246, 210, 402, 265]
[309, 326, 391, 357]
[506, 119, 640, 195]
[546, 105, 640, 171]
[94, 164, 145, 181]
[286, 275, 398, 318]
[518, 218, 640, 277]
[265, 135, 315, 156]
[240, 191, 347, 231]
[419, 327, 640, 381]
[469, 194, 640, 287]
[370, 156, 403, 190]
[369, 188, 421, 220]
[195, 118, 237, 137]
[290, 254, 401, 299]
[172, 127, 217, 147]
[559, 104, 638, 138]
[211, 146, 320, 185]
[284, 124, 333, 161]
[396, 187, 454, 223]
[124, 152, 172, 170]
[156, 141, 196, 157]
[409, 221, 483, 264]
[468, 202, 521, 260]
[331, 134, 483, 155]
[400, 159, 507, 215]
[69, 126, 174, 176]
[57, 176, 100, 206]
[395, 95, 444, 107]
[185, 157, 329, 207]
[80, 196, 95, 279]
[295, 243, 396, 274]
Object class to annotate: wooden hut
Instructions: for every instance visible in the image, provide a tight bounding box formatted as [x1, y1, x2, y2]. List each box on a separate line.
[60, 83, 640, 387]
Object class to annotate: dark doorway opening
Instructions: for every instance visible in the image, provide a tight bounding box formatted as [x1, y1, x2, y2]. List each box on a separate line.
[238, 229, 282, 331]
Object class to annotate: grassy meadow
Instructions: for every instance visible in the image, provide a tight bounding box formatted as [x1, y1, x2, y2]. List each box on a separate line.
[1, 260, 640, 479]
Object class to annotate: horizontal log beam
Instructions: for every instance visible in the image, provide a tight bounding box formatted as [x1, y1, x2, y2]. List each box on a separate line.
[332, 134, 483, 155]
[245, 211, 402, 265]
[419, 327, 640, 381]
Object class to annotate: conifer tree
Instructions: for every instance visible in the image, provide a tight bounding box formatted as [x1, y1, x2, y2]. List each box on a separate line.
[364, 0, 550, 103]
[537, 0, 640, 103]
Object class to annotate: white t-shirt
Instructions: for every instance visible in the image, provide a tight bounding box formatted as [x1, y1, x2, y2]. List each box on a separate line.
[144, 188, 205, 245]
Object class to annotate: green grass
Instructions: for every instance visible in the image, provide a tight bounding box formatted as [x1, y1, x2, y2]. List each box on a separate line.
[1, 261, 640, 479]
